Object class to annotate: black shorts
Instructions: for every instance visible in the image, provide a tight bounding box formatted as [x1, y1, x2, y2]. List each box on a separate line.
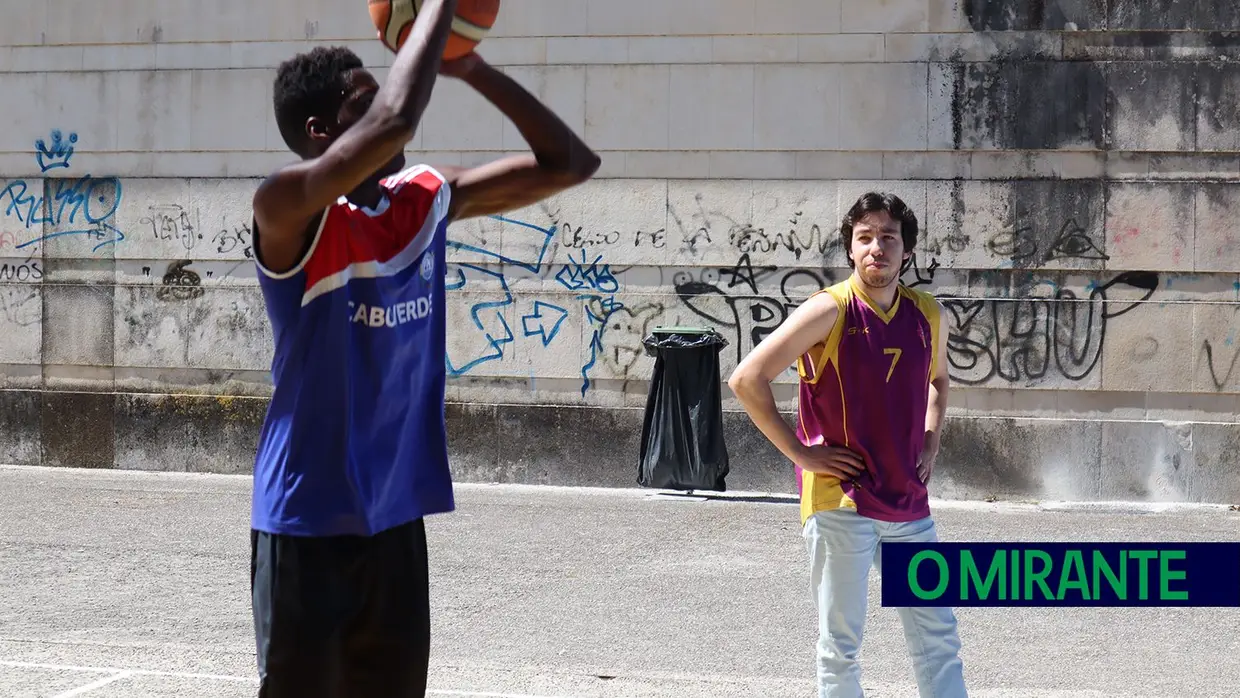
[250, 518, 432, 698]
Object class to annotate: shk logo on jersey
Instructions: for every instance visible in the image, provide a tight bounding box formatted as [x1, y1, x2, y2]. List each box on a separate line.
[349, 293, 433, 328]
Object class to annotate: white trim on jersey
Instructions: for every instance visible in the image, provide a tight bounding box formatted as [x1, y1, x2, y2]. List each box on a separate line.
[340, 193, 391, 218]
[299, 165, 451, 308]
[255, 208, 331, 281]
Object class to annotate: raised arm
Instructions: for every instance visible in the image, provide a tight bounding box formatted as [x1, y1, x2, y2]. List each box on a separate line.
[434, 54, 601, 222]
[253, 0, 459, 271]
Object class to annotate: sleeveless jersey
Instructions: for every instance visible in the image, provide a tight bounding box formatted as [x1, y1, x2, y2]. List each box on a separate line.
[250, 164, 453, 537]
[794, 277, 942, 525]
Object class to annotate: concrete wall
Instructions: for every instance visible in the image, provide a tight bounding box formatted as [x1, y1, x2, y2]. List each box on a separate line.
[2, 1, 1239, 503]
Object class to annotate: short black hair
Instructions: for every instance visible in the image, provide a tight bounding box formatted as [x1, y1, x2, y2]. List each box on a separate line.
[838, 192, 919, 269]
[272, 46, 364, 157]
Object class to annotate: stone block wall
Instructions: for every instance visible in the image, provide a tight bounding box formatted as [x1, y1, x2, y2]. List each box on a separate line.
[2, 0, 1238, 503]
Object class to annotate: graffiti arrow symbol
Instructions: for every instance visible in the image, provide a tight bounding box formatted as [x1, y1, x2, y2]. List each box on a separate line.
[521, 301, 569, 347]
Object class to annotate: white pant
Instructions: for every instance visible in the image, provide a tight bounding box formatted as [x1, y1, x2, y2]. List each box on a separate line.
[802, 507, 968, 698]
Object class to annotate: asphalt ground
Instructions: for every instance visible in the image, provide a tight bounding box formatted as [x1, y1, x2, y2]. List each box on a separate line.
[2, 464, 1238, 697]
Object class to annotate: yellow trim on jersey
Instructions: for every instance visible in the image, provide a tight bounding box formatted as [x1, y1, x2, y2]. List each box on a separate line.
[796, 283, 849, 386]
[796, 280, 858, 525]
[849, 276, 901, 323]
[800, 469, 857, 524]
[900, 285, 943, 383]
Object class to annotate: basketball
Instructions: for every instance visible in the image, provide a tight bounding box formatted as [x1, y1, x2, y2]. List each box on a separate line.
[368, 0, 501, 59]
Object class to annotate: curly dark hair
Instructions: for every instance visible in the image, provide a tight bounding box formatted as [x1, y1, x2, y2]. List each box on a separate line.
[838, 192, 919, 269]
[272, 46, 365, 157]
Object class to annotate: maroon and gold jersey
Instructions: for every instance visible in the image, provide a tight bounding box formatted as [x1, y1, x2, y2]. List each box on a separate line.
[794, 277, 943, 524]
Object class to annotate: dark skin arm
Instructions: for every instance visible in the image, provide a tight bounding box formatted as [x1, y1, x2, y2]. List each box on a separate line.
[434, 54, 601, 222]
[253, 0, 458, 273]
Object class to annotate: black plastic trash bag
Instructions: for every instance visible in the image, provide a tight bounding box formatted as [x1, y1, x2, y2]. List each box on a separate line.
[637, 327, 730, 492]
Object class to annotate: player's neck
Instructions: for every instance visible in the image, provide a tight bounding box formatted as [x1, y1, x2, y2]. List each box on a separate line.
[850, 272, 898, 311]
[346, 181, 384, 210]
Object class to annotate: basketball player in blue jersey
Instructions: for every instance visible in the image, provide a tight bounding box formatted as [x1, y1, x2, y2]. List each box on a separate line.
[729, 193, 968, 697]
[247, 1, 600, 695]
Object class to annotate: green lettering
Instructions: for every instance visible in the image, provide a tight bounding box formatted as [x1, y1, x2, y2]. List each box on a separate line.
[962, 551, 1004, 600]
[1130, 550, 1157, 600]
[1010, 549, 1019, 600]
[1159, 550, 1188, 601]
[1024, 550, 1054, 600]
[1092, 550, 1126, 600]
[909, 551, 949, 600]
[1057, 550, 1090, 600]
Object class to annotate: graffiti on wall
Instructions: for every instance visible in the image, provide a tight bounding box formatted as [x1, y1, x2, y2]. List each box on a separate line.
[942, 271, 1159, 385]
[155, 260, 206, 302]
[436, 198, 1190, 394]
[440, 203, 1177, 394]
[1200, 297, 1240, 392]
[444, 215, 631, 396]
[0, 287, 38, 328]
[140, 203, 254, 258]
[0, 140, 1205, 398]
[673, 253, 833, 364]
[1201, 337, 1239, 391]
[445, 214, 555, 376]
[0, 131, 125, 253]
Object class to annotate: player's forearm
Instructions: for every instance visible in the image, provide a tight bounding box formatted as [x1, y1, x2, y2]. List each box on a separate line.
[925, 379, 948, 435]
[374, 0, 458, 132]
[460, 63, 600, 176]
[730, 375, 804, 464]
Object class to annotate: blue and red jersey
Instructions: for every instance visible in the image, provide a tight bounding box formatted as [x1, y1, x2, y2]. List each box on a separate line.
[250, 164, 453, 537]
[795, 277, 943, 524]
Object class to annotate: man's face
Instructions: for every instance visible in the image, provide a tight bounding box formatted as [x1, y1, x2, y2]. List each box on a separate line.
[335, 68, 378, 130]
[849, 211, 906, 288]
[318, 68, 405, 178]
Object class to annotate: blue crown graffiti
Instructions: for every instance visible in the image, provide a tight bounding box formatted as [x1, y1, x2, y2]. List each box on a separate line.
[0, 131, 125, 254]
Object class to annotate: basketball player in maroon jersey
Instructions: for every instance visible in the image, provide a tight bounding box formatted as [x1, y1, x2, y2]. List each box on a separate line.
[729, 192, 968, 697]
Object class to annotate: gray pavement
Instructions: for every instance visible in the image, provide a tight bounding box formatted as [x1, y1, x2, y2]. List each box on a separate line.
[1, 464, 1238, 698]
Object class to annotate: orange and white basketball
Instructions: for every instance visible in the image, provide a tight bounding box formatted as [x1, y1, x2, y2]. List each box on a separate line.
[367, 0, 501, 59]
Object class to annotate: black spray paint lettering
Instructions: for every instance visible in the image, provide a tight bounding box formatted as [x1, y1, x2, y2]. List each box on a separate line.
[664, 195, 840, 260]
[547, 197, 846, 261]
[143, 204, 253, 259]
[943, 271, 1158, 386]
[1200, 304, 1240, 391]
[0, 259, 43, 281]
[730, 210, 835, 261]
[213, 223, 254, 258]
[633, 228, 666, 249]
[559, 220, 620, 248]
[665, 198, 713, 254]
[986, 218, 1108, 266]
[143, 204, 201, 251]
[903, 252, 939, 288]
[1200, 340, 1239, 392]
[674, 254, 835, 363]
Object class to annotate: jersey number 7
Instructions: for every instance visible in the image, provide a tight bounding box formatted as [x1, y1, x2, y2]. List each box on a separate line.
[883, 347, 902, 382]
